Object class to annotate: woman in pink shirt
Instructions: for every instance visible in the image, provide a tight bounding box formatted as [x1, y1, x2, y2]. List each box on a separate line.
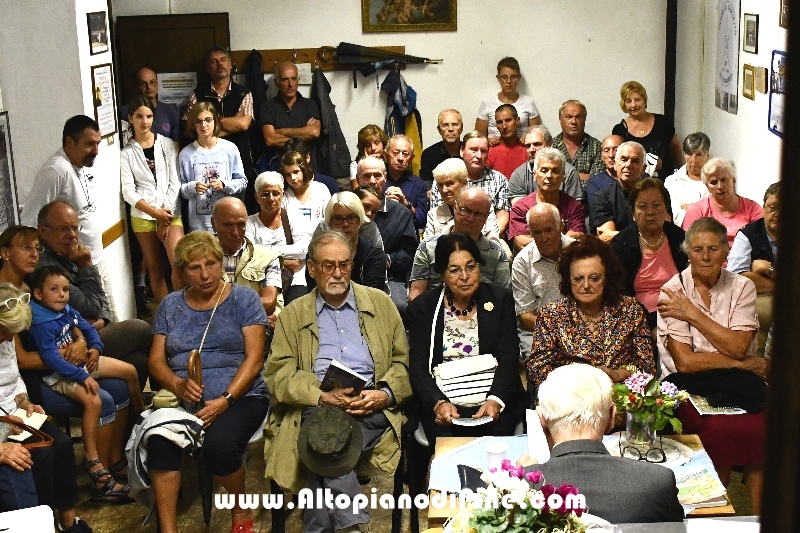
[611, 178, 688, 329]
[681, 158, 762, 249]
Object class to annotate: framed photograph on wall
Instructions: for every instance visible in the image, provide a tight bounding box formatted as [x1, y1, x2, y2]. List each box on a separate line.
[769, 50, 787, 137]
[743, 13, 758, 54]
[91, 64, 117, 138]
[742, 64, 756, 100]
[0, 112, 20, 232]
[362, 0, 456, 32]
[87, 11, 109, 55]
[780, 0, 789, 29]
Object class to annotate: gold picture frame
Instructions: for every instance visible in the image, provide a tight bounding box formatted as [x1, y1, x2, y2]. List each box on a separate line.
[780, 0, 789, 29]
[743, 64, 756, 100]
[362, 0, 456, 33]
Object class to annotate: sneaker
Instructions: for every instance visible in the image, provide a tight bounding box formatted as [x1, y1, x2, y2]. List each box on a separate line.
[60, 517, 93, 533]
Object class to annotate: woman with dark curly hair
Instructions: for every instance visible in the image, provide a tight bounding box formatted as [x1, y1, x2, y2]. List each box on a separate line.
[528, 235, 655, 393]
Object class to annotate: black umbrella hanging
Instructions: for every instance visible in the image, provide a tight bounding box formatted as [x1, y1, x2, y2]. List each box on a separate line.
[319, 42, 442, 87]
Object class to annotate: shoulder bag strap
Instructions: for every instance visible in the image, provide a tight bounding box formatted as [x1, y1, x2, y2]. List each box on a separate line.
[0, 416, 53, 449]
[429, 289, 446, 377]
[280, 208, 293, 245]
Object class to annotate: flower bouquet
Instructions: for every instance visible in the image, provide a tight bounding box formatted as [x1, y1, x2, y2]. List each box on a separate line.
[444, 459, 589, 533]
[611, 372, 689, 446]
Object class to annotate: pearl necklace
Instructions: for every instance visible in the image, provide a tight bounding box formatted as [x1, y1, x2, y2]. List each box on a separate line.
[445, 290, 475, 317]
[638, 231, 664, 248]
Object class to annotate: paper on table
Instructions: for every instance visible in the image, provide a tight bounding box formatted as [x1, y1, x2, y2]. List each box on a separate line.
[7, 409, 47, 442]
[686, 518, 759, 532]
[526, 409, 550, 463]
[451, 416, 493, 427]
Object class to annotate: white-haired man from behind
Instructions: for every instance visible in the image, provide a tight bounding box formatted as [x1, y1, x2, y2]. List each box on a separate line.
[523, 364, 684, 524]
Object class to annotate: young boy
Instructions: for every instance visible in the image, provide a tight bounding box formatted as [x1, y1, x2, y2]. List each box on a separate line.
[25, 266, 144, 502]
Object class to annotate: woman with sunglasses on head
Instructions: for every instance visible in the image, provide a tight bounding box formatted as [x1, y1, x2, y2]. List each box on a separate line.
[121, 96, 185, 301]
[179, 102, 247, 233]
[475, 57, 542, 146]
[0, 226, 133, 506]
[0, 282, 97, 531]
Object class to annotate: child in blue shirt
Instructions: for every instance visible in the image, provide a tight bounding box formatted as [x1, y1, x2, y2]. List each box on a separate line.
[26, 265, 144, 503]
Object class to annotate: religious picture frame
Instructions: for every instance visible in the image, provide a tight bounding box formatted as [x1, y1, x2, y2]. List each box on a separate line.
[362, 0, 456, 33]
[769, 50, 787, 137]
[87, 11, 109, 55]
[742, 64, 756, 100]
[743, 13, 758, 54]
[780, 0, 789, 29]
[0, 112, 20, 232]
[91, 64, 117, 138]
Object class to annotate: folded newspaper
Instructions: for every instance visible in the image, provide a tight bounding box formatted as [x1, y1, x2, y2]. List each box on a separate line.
[672, 450, 727, 505]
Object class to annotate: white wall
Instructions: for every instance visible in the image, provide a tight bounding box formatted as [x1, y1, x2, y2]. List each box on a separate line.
[111, 0, 669, 155]
[677, 0, 786, 205]
[0, 0, 134, 319]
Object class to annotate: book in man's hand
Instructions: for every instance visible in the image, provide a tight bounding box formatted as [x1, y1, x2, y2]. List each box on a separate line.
[320, 358, 372, 394]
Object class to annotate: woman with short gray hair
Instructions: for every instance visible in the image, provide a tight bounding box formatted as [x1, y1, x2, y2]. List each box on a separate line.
[664, 132, 712, 226]
[681, 157, 763, 249]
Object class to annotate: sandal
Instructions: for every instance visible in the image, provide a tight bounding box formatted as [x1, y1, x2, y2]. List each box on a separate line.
[82, 457, 134, 505]
[109, 459, 128, 482]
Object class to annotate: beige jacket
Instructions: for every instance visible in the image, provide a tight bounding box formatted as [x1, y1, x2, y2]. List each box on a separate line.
[263, 283, 411, 493]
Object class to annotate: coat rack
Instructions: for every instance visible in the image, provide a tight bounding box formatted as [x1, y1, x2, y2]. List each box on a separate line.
[229, 46, 408, 74]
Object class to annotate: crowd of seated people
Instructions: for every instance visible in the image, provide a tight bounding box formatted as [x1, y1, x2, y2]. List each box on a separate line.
[3, 47, 777, 532]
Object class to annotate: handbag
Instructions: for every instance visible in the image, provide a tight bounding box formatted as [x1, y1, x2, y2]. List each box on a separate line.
[664, 368, 768, 413]
[429, 289, 498, 407]
[0, 416, 53, 449]
[153, 281, 226, 411]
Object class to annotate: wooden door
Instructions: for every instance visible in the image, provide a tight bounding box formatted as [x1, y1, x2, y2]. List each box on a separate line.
[114, 12, 230, 104]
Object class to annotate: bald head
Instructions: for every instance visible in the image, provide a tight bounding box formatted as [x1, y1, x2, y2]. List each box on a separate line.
[211, 197, 248, 253]
[601, 135, 625, 173]
[134, 67, 158, 101]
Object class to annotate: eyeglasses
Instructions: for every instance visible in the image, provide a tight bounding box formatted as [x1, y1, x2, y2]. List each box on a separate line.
[497, 75, 520, 82]
[455, 202, 489, 220]
[18, 244, 44, 255]
[330, 214, 360, 226]
[194, 117, 214, 126]
[42, 224, 82, 235]
[259, 190, 283, 198]
[0, 293, 30, 312]
[315, 260, 353, 275]
[619, 441, 667, 464]
[445, 262, 479, 278]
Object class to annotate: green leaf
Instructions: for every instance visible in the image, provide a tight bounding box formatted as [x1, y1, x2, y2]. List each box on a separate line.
[644, 377, 659, 396]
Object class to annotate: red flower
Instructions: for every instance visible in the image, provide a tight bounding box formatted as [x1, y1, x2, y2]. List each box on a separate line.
[628, 393, 637, 403]
[656, 398, 663, 405]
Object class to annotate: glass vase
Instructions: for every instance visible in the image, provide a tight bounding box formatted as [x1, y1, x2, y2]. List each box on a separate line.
[625, 411, 657, 447]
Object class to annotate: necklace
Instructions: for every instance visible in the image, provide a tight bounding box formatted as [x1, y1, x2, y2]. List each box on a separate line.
[578, 307, 603, 331]
[445, 289, 475, 317]
[638, 231, 664, 248]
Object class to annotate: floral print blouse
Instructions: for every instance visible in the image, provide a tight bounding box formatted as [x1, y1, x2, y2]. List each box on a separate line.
[442, 308, 480, 361]
[528, 295, 655, 391]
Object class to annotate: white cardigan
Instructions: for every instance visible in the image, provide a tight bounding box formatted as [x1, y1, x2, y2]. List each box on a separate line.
[120, 134, 181, 220]
[0, 340, 28, 415]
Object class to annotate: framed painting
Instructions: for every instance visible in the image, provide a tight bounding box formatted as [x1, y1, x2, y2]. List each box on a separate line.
[87, 11, 109, 55]
[743, 64, 755, 100]
[91, 64, 117, 138]
[0, 112, 20, 232]
[362, 0, 456, 33]
[780, 0, 789, 29]
[743, 13, 758, 54]
[769, 50, 787, 137]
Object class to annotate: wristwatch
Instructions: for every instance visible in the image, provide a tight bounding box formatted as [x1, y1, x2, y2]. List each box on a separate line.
[222, 391, 236, 407]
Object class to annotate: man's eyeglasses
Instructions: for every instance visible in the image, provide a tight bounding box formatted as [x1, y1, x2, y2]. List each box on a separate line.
[315, 260, 353, 275]
[455, 202, 489, 220]
[330, 214, 360, 226]
[194, 117, 214, 126]
[618, 440, 667, 464]
[445, 262, 479, 278]
[0, 293, 30, 312]
[42, 224, 82, 235]
[497, 75, 520, 82]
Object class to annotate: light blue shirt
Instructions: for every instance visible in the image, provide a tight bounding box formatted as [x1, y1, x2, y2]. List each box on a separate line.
[727, 231, 777, 274]
[314, 288, 375, 383]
